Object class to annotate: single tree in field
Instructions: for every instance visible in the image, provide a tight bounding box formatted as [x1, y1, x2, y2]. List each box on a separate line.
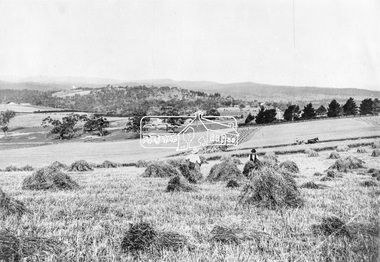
[359, 98, 374, 115]
[316, 105, 327, 116]
[373, 98, 380, 115]
[0, 110, 16, 138]
[301, 103, 316, 119]
[342, 97, 358, 115]
[245, 113, 255, 124]
[42, 114, 87, 139]
[83, 115, 110, 136]
[126, 109, 148, 132]
[205, 108, 220, 120]
[327, 100, 341, 117]
[284, 105, 301, 121]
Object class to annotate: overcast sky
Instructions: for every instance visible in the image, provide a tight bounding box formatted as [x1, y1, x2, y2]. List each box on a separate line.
[0, 0, 379, 90]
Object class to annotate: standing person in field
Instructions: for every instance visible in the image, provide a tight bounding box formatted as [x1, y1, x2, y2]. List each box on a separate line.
[185, 147, 201, 172]
[249, 148, 256, 161]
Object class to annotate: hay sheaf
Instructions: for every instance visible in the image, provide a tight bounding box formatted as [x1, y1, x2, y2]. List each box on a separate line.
[372, 141, 380, 149]
[48, 161, 68, 170]
[308, 150, 319, 157]
[336, 145, 349, 152]
[207, 160, 243, 182]
[143, 161, 181, 178]
[328, 152, 341, 159]
[136, 160, 151, 168]
[238, 167, 304, 209]
[0, 188, 31, 218]
[22, 167, 79, 191]
[166, 176, 196, 192]
[243, 158, 266, 177]
[300, 181, 328, 189]
[0, 229, 60, 262]
[263, 152, 278, 163]
[371, 149, 380, 157]
[312, 216, 350, 237]
[357, 147, 367, 153]
[220, 156, 242, 165]
[121, 222, 191, 254]
[177, 162, 203, 183]
[328, 156, 365, 172]
[68, 160, 93, 172]
[226, 180, 239, 188]
[279, 160, 299, 174]
[97, 160, 119, 168]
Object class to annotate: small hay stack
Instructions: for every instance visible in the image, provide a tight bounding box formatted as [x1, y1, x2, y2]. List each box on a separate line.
[68, 160, 93, 172]
[279, 160, 299, 174]
[238, 167, 304, 209]
[371, 149, 380, 157]
[313, 172, 323, 176]
[136, 160, 151, 168]
[357, 147, 367, 153]
[300, 181, 327, 189]
[207, 159, 243, 182]
[48, 161, 68, 170]
[308, 150, 319, 157]
[166, 176, 196, 192]
[20, 165, 34, 171]
[0, 188, 30, 218]
[226, 180, 239, 188]
[328, 156, 365, 172]
[311, 216, 350, 237]
[336, 145, 349, 152]
[221, 156, 242, 165]
[98, 160, 119, 168]
[372, 141, 380, 149]
[0, 229, 59, 262]
[142, 161, 180, 178]
[22, 167, 79, 191]
[177, 162, 203, 183]
[328, 152, 341, 159]
[263, 152, 278, 163]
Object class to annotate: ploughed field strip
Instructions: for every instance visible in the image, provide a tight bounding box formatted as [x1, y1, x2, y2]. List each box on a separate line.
[0, 144, 379, 261]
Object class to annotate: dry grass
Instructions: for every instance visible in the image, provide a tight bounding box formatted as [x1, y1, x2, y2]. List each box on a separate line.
[48, 161, 68, 170]
[312, 216, 350, 237]
[220, 156, 242, 165]
[372, 141, 380, 149]
[359, 180, 378, 187]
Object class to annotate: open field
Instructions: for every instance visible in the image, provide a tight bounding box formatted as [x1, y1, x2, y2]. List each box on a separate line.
[0, 147, 379, 261]
[0, 103, 62, 113]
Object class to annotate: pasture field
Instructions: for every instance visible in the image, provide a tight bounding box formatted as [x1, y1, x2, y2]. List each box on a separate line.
[0, 146, 379, 261]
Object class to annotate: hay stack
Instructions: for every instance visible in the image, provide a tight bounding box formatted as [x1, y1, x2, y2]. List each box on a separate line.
[312, 216, 350, 237]
[328, 152, 341, 159]
[166, 176, 196, 192]
[0, 188, 30, 218]
[177, 162, 203, 183]
[263, 152, 278, 163]
[221, 156, 242, 165]
[121, 222, 190, 254]
[371, 149, 380, 157]
[0, 229, 59, 262]
[238, 167, 304, 209]
[68, 160, 93, 172]
[199, 156, 208, 164]
[143, 161, 180, 178]
[279, 160, 299, 174]
[328, 156, 365, 172]
[226, 180, 239, 188]
[98, 160, 119, 168]
[48, 161, 68, 170]
[207, 159, 243, 182]
[136, 160, 150, 168]
[372, 141, 380, 149]
[357, 147, 367, 153]
[308, 150, 319, 157]
[336, 145, 349, 152]
[360, 180, 378, 187]
[22, 167, 79, 191]
[300, 181, 327, 189]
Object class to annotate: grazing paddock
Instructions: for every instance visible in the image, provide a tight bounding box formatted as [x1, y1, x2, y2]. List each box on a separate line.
[0, 148, 379, 261]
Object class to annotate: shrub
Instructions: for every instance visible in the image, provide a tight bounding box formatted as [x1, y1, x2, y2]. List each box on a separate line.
[68, 160, 93, 172]
[279, 160, 299, 173]
[166, 176, 196, 192]
[328, 156, 365, 172]
[143, 161, 180, 178]
[238, 167, 304, 209]
[371, 149, 380, 157]
[226, 180, 239, 188]
[328, 152, 341, 159]
[0, 188, 31, 218]
[22, 167, 79, 190]
[357, 147, 367, 153]
[336, 145, 349, 152]
[207, 160, 243, 182]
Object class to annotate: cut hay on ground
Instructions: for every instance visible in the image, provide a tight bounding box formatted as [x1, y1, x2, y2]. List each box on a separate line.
[121, 222, 191, 254]
[372, 141, 380, 149]
[166, 176, 196, 192]
[0, 229, 60, 262]
[143, 161, 181, 178]
[68, 160, 93, 172]
[312, 216, 350, 237]
[226, 180, 239, 188]
[371, 149, 380, 157]
[48, 161, 68, 170]
[207, 159, 243, 182]
[357, 147, 367, 153]
[308, 150, 319, 157]
[279, 160, 299, 174]
[221, 156, 242, 165]
[97, 160, 119, 168]
[0, 188, 30, 218]
[238, 167, 304, 209]
[300, 181, 327, 189]
[328, 156, 365, 172]
[328, 152, 341, 159]
[22, 167, 79, 191]
[359, 180, 378, 187]
[336, 145, 349, 152]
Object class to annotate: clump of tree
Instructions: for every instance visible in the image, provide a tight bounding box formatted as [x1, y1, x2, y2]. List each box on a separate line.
[284, 105, 301, 121]
[125, 109, 148, 132]
[0, 110, 16, 138]
[245, 113, 255, 124]
[316, 105, 327, 116]
[327, 100, 341, 117]
[255, 107, 277, 124]
[301, 103, 316, 119]
[359, 98, 373, 115]
[342, 97, 358, 115]
[42, 114, 88, 139]
[82, 115, 110, 136]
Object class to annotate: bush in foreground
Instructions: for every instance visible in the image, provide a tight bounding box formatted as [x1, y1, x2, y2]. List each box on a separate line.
[68, 160, 93, 172]
[22, 167, 79, 191]
[0, 188, 30, 219]
[207, 159, 243, 182]
[238, 167, 304, 209]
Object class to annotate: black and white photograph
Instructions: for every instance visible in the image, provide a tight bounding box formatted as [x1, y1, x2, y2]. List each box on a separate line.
[0, 1, 379, 261]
